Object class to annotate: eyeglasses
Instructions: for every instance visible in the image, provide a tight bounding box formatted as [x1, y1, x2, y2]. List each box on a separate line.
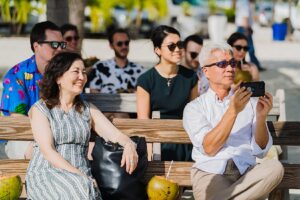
[203, 58, 237, 68]
[189, 51, 199, 59]
[233, 45, 249, 52]
[115, 40, 130, 47]
[162, 41, 184, 52]
[65, 36, 79, 42]
[38, 41, 67, 49]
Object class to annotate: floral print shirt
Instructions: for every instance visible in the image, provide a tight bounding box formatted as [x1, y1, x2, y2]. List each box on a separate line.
[0, 55, 42, 116]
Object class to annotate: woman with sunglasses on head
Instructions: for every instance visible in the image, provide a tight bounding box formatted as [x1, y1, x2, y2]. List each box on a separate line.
[136, 25, 198, 161]
[61, 24, 80, 52]
[227, 32, 260, 82]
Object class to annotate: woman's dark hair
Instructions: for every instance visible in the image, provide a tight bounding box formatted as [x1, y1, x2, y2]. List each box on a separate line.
[227, 32, 248, 46]
[40, 52, 84, 113]
[150, 25, 180, 49]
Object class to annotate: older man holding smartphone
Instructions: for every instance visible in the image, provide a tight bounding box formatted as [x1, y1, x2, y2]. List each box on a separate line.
[183, 43, 283, 200]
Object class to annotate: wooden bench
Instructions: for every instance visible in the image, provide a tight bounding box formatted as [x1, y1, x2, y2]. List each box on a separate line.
[81, 90, 285, 121]
[82, 93, 137, 113]
[115, 118, 300, 200]
[0, 117, 300, 199]
[0, 89, 289, 199]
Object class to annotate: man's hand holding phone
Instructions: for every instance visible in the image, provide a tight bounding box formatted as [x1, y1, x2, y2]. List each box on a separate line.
[238, 81, 272, 118]
[256, 92, 273, 119]
[240, 81, 265, 97]
[230, 86, 252, 115]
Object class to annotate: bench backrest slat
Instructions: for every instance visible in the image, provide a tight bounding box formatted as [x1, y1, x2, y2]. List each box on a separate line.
[0, 89, 284, 116]
[82, 93, 137, 113]
[1, 117, 300, 146]
[112, 119, 300, 146]
[0, 116, 32, 140]
[82, 93, 282, 118]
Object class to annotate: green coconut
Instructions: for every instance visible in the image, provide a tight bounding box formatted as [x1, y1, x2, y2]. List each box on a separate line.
[147, 176, 179, 200]
[0, 175, 22, 200]
[234, 69, 252, 84]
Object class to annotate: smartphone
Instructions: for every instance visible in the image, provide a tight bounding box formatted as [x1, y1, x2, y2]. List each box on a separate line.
[240, 81, 265, 97]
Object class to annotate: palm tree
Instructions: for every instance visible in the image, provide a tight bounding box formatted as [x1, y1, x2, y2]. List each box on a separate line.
[129, 0, 168, 27]
[46, 0, 87, 49]
[46, 0, 68, 26]
[68, 0, 87, 49]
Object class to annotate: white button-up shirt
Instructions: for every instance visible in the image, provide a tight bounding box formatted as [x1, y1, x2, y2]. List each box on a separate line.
[183, 88, 272, 175]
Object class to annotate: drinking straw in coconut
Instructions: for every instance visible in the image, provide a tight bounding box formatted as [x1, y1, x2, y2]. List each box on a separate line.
[166, 160, 174, 180]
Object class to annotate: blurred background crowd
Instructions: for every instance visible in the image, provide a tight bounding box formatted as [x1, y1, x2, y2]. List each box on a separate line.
[0, 0, 299, 41]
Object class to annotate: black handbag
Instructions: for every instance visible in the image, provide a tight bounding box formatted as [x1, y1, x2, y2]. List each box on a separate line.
[91, 136, 148, 200]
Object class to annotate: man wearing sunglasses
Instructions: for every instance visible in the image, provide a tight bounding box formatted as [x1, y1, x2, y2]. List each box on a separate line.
[181, 34, 209, 95]
[61, 23, 80, 52]
[183, 43, 283, 200]
[88, 28, 143, 94]
[0, 21, 65, 159]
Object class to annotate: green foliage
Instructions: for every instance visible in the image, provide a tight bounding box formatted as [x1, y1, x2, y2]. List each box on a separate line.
[87, 0, 168, 32]
[180, 1, 192, 16]
[14, 0, 31, 24]
[223, 7, 235, 22]
[87, 0, 114, 32]
[0, 0, 12, 21]
[208, 0, 218, 15]
[0, 0, 46, 24]
[208, 0, 235, 22]
[148, 0, 168, 19]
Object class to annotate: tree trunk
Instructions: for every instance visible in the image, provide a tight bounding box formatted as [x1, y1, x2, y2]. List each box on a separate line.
[68, 0, 87, 51]
[231, 0, 237, 10]
[46, 0, 69, 26]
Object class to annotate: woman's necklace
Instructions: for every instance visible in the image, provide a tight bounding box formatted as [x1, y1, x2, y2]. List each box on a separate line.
[156, 65, 179, 87]
[166, 78, 172, 87]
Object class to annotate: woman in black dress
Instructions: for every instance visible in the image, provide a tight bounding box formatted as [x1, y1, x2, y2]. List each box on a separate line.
[136, 25, 198, 161]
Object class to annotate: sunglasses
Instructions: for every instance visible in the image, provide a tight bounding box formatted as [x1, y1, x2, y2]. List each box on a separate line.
[189, 51, 199, 59]
[162, 41, 184, 52]
[38, 41, 67, 49]
[65, 36, 79, 42]
[203, 58, 237, 68]
[115, 40, 130, 47]
[233, 45, 249, 52]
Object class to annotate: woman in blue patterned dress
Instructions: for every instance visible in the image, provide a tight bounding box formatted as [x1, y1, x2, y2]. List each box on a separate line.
[25, 52, 138, 199]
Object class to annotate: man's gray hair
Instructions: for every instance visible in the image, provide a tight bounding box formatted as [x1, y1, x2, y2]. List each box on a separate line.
[199, 43, 233, 67]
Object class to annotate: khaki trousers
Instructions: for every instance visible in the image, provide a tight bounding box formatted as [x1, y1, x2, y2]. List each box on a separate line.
[191, 159, 284, 200]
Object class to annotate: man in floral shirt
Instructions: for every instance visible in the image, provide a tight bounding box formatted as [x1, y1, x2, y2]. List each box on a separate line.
[0, 21, 66, 158]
